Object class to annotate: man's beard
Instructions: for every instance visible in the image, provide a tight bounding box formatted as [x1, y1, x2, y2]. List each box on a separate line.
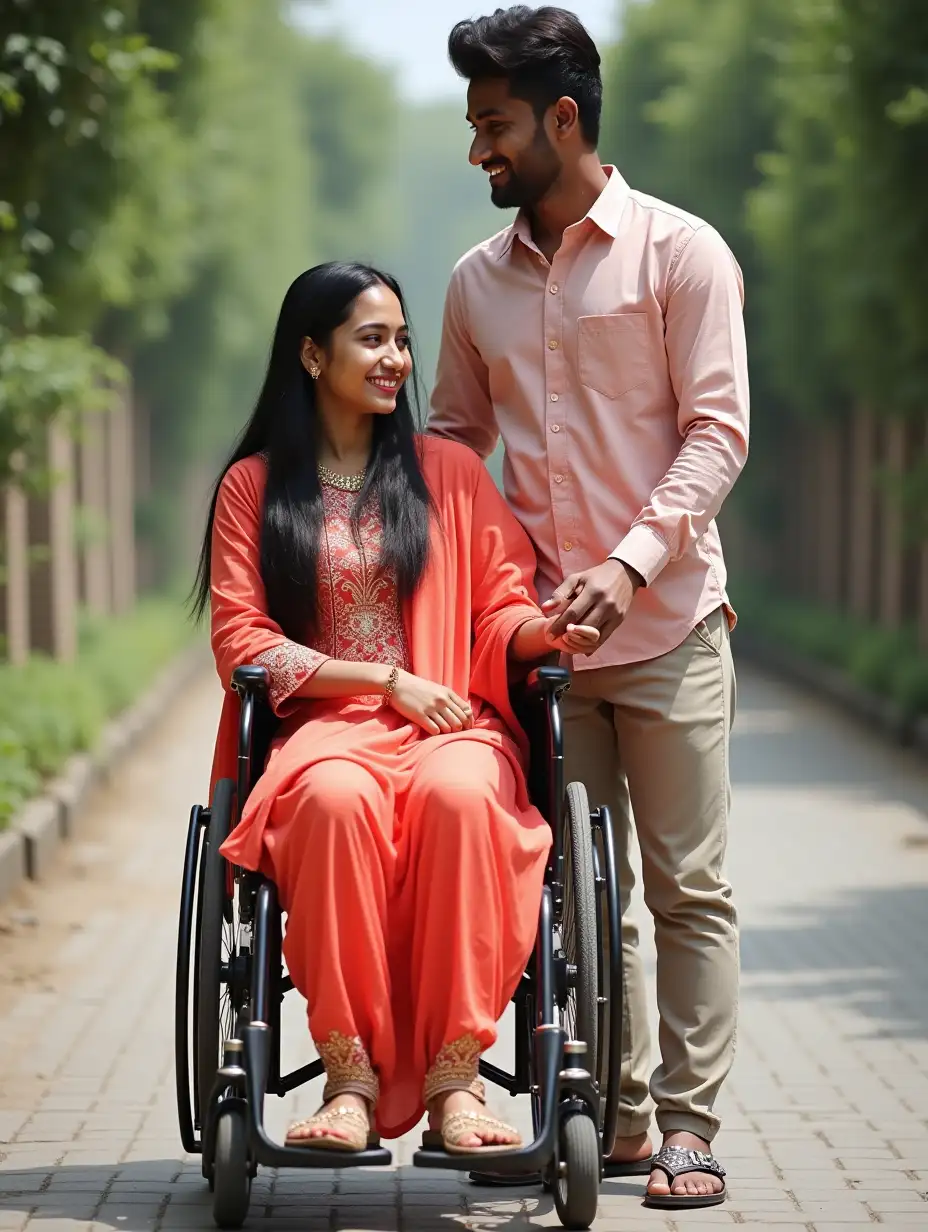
[488, 125, 561, 210]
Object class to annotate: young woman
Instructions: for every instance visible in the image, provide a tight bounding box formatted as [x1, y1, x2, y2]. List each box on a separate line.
[195, 262, 598, 1155]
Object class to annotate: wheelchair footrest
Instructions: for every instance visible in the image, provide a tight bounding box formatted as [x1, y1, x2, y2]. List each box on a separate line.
[251, 1139, 393, 1170]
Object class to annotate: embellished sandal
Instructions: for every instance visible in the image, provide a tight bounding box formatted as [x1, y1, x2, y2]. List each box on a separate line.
[288, 1030, 380, 1152]
[643, 1145, 727, 1209]
[441, 1107, 523, 1156]
[285, 1103, 379, 1153]
[422, 1077, 522, 1156]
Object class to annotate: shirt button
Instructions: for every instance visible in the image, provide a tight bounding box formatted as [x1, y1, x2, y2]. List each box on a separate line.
[564, 541, 573, 551]
[550, 424, 560, 433]
[548, 339, 559, 350]
[550, 393, 559, 402]
[549, 283, 559, 294]
[554, 475, 564, 484]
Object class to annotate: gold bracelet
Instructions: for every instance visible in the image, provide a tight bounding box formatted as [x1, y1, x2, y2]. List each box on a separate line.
[382, 665, 399, 707]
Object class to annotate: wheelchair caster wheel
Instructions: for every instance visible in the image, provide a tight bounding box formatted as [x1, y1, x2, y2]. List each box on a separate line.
[553, 1112, 600, 1230]
[212, 1106, 251, 1228]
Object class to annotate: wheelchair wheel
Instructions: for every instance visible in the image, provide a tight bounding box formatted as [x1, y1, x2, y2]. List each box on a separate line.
[197, 779, 237, 1147]
[175, 804, 206, 1154]
[561, 782, 598, 1070]
[592, 808, 622, 1157]
[212, 1104, 251, 1229]
[554, 1111, 600, 1230]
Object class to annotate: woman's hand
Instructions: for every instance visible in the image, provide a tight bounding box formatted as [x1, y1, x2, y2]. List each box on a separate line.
[543, 617, 601, 656]
[388, 670, 475, 736]
[509, 615, 601, 662]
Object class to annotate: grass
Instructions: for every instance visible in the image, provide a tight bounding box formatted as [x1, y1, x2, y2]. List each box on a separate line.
[0, 597, 199, 828]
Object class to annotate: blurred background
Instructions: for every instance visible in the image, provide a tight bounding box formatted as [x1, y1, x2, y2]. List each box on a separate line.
[1, 0, 927, 823]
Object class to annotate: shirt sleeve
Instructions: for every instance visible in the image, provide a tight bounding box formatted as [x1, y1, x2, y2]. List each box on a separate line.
[610, 224, 750, 585]
[210, 463, 328, 716]
[427, 265, 500, 460]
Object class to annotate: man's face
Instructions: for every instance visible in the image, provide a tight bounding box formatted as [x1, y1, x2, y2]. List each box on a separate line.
[466, 77, 562, 210]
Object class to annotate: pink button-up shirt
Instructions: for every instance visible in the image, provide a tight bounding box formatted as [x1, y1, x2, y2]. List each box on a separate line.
[428, 166, 749, 669]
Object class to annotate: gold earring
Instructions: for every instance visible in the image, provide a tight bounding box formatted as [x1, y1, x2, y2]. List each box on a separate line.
[309, 363, 320, 380]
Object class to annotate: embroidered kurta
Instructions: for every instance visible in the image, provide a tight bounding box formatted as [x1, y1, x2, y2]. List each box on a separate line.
[208, 437, 553, 1138]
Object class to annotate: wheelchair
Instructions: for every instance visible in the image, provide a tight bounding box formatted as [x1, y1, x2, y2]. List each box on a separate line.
[175, 662, 622, 1230]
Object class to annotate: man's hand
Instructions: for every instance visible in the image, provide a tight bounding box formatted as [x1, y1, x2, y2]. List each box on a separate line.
[542, 558, 643, 650]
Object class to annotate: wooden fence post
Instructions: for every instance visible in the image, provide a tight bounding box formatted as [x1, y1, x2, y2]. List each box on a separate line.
[27, 420, 78, 660]
[107, 387, 136, 614]
[878, 417, 906, 630]
[849, 406, 876, 621]
[918, 422, 928, 653]
[77, 411, 111, 616]
[816, 421, 842, 608]
[1, 485, 30, 664]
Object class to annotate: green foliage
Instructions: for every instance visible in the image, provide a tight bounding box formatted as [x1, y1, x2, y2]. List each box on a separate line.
[602, 0, 928, 552]
[0, 598, 196, 827]
[733, 581, 928, 720]
[129, 3, 406, 588]
[0, 2, 184, 493]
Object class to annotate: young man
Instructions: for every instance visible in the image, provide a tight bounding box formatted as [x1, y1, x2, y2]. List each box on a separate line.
[428, 5, 748, 1210]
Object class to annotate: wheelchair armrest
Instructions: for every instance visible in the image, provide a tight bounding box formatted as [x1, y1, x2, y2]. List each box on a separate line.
[524, 664, 571, 700]
[231, 664, 270, 698]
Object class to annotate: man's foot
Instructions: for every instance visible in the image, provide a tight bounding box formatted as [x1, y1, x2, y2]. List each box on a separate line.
[428, 1089, 522, 1152]
[285, 1092, 371, 1151]
[645, 1132, 726, 1204]
[603, 1131, 654, 1176]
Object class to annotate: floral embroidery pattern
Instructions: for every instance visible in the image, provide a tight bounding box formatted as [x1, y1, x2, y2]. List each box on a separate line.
[316, 1030, 379, 1103]
[317, 485, 409, 673]
[423, 1034, 483, 1105]
[252, 641, 327, 714]
[249, 483, 408, 712]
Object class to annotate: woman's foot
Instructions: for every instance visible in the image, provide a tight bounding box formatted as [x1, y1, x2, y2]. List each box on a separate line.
[647, 1131, 726, 1201]
[286, 1092, 371, 1151]
[428, 1089, 522, 1152]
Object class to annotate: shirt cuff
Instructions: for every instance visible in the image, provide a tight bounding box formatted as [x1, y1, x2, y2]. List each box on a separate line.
[609, 524, 671, 588]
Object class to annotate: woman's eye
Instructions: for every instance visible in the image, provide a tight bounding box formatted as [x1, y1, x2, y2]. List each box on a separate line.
[398, 337, 410, 350]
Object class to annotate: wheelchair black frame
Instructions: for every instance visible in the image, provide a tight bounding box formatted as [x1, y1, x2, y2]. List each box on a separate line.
[178, 662, 605, 1179]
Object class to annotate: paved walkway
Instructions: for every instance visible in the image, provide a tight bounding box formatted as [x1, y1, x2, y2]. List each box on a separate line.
[1, 657, 927, 1230]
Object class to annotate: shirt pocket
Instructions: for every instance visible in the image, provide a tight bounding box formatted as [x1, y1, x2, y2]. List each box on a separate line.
[577, 313, 650, 399]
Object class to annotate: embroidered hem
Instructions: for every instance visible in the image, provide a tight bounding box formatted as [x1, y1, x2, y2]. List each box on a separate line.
[316, 1030, 379, 1105]
[252, 640, 328, 713]
[423, 1034, 483, 1106]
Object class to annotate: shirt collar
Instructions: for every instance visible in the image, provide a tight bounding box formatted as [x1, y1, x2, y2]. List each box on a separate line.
[497, 165, 630, 259]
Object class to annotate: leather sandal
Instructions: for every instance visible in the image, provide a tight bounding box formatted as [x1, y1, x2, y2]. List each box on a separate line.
[643, 1145, 727, 1208]
[285, 1103, 378, 1152]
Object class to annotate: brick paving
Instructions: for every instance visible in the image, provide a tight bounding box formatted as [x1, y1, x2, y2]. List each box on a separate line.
[1, 658, 927, 1230]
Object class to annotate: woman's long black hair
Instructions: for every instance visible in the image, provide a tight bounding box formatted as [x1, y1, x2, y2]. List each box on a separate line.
[190, 262, 433, 639]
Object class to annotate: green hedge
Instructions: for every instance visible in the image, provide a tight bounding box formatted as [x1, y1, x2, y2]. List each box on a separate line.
[0, 599, 197, 828]
[732, 583, 928, 721]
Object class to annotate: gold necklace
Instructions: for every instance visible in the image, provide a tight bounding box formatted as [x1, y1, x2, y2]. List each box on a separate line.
[318, 462, 367, 492]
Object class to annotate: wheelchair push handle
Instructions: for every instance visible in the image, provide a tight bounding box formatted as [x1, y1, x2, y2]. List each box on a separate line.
[524, 664, 571, 699]
[231, 664, 270, 697]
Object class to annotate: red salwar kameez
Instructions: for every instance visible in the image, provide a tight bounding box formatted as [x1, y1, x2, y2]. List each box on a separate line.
[209, 437, 552, 1139]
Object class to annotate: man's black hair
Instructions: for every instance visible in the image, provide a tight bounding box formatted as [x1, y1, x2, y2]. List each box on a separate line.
[448, 6, 602, 146]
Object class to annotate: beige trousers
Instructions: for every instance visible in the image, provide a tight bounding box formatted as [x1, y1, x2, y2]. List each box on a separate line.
[562, 606, 738, 1144]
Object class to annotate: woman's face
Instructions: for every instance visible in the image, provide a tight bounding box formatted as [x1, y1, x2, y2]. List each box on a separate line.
[304, 284, 412, 416]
